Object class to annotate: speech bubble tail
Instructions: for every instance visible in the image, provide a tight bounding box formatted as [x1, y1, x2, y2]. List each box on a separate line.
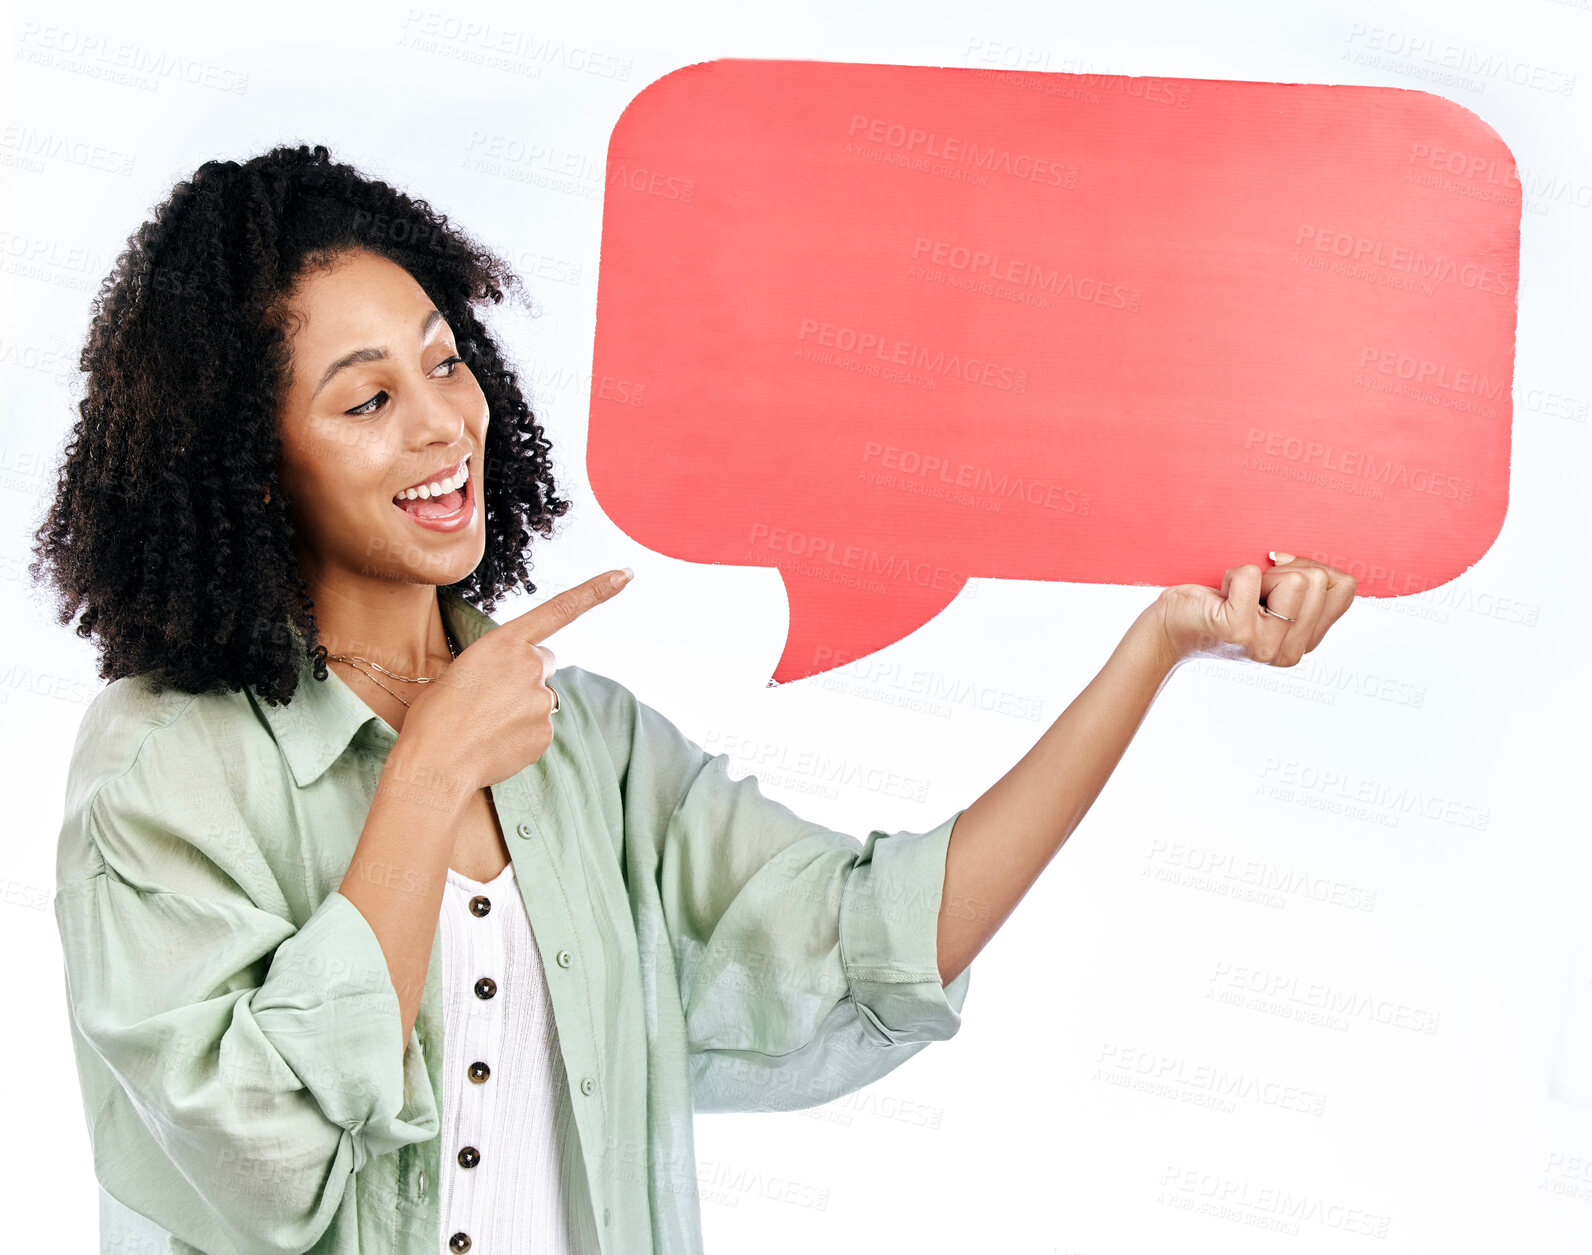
[770, 565, 966, 686]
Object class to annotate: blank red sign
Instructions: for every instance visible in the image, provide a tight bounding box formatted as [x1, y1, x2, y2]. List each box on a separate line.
[590, 58, 1520, 684]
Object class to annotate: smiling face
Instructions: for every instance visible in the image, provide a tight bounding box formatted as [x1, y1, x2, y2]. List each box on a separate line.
[274, 248, 489, 593]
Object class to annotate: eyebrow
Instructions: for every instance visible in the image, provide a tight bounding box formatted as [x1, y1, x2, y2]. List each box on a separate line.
[311, 307, 445, 400]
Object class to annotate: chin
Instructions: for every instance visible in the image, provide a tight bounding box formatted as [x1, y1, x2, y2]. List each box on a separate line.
[358, 526, 484, 589]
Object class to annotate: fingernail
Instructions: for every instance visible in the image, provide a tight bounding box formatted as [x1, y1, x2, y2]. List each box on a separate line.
[1269, 551, 1295, 564]
[611, 567, 634, 587]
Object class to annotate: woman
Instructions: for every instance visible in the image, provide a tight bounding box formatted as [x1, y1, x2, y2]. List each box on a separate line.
[33, 144, 1356, 1255]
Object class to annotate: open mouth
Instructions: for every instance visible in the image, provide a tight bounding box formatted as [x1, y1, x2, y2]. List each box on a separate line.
[392, 455, 471, 523]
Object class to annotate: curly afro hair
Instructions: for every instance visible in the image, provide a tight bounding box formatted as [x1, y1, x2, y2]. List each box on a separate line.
[31, 143, 573, 705]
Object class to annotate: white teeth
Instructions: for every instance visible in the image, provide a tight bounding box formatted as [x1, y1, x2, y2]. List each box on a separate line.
[396, 457, 469, 504]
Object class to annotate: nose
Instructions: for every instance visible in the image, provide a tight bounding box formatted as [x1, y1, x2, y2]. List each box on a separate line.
[406, 371, 467, 452]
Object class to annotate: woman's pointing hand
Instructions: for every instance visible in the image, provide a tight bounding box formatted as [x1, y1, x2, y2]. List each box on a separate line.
[404, 568, 634, 789]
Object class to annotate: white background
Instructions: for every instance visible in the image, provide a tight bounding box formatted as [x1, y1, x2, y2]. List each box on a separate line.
[4, 1, 1589, 1251]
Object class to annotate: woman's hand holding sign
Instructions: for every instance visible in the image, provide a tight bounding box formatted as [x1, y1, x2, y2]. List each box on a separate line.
[1150, 551, 1359, 670]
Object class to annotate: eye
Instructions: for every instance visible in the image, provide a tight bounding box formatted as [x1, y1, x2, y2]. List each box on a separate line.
[346, 391, 386, 417]
[344, 356, 465, 416]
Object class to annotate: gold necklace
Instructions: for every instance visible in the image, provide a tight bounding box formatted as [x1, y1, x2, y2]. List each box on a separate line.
[334, 659, 415, 706]
[327, 622, 459, 709]
[329, 654, 438, 683]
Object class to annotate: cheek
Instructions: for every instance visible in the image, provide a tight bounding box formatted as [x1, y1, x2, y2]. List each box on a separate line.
[283, 428, 395, 523]
[277, 448, 320, 508]
[465, 378, 490, 436]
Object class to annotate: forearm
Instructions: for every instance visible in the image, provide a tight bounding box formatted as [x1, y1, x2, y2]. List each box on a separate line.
[338, 729, 472, 1050]
[936, 603, 1181, 984]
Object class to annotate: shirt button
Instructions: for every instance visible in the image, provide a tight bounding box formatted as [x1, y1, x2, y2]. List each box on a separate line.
[555, 949, 572, 968]
[468, 1061, 490, 1084]
[457, 1145, 480, 1169]
[580, 1077, 595, 1096]
[474, 976, 497, 1000]
[448, 1234, 472, 1253]
[603, 1207, 611, 1226]
[516, 822, 533, 839]
[469, 895, 491, 918]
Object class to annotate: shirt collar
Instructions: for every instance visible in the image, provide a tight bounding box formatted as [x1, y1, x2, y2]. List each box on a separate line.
[252, 588, 501, 789]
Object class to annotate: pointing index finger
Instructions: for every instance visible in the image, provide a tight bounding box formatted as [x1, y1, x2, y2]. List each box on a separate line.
[511, 568, 633, 646]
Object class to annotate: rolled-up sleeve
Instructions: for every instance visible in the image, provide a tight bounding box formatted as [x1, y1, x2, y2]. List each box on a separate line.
[837, 810, 970, 1045]
[606, 675, 972, 1115]
[54, 786, 438, 1255]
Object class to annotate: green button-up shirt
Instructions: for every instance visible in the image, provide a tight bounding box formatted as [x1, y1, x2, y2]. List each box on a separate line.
[54, 588, 972, 1255]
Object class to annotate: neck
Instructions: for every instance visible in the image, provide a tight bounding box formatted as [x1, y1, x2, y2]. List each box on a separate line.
[306, 573, 455, 677]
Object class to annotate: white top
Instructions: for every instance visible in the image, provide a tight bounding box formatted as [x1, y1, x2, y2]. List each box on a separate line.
[436, 861, 604, 1254]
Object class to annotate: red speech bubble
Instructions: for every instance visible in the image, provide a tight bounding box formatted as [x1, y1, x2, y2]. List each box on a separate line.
[590, 59, 1520, 684]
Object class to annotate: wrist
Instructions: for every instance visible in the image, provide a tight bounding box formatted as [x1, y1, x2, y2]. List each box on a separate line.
[1134, 597, 1191, 676]
[382, 721, 477, 816]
